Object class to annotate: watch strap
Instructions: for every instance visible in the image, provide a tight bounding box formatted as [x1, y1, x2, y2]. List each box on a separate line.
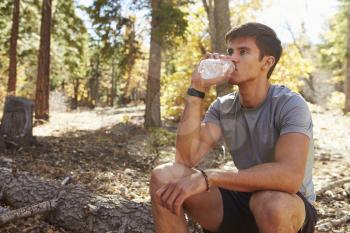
[187, 87, 205, 99]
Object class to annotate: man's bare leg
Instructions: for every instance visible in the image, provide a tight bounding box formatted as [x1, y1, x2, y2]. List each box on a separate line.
[250, 191, 306, 233]
[150, 162, 223, 233]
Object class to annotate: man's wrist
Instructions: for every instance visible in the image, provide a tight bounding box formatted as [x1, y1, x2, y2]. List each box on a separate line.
[197, 168, 210, 192]
[206, 169, 217, 187]
[187, 87, 205, 99]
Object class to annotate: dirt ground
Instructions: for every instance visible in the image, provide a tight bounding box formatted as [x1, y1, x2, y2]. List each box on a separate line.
[0, 103, 349, 233]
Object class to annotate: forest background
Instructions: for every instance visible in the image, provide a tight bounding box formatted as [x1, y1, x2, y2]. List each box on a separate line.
[0, 0, 350, 121]
[0, 0, 350, 232]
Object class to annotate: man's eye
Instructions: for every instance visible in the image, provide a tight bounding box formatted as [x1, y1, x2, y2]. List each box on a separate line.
[227, 48, 233, 55]
[240, 50, 247, 55]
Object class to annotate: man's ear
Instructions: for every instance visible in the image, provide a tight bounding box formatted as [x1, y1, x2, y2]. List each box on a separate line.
[263, 56, 275, 70]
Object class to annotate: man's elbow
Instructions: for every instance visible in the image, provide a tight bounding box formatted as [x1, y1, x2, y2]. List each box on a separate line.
[284, 174, 304, 194]
[175, 153, 195, 168]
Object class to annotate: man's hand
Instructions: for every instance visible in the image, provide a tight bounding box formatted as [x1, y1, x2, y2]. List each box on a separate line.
[191, 53, 234, 92]
[155, 171, 207, 216]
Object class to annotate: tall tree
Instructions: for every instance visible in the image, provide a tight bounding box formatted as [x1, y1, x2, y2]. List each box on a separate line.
[144, 0, 188, 128]
[346, 3, 350, 112]
[145, 0, 162, 128]
[120, 17, 141, 104]
[7, 0, 20, 95]
[202, 0, 231, 97]
[35, 0, 52, 121]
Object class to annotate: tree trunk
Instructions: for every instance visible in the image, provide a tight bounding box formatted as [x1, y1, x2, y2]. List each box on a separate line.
[202, 0, 232, 97]
[89, 50, 100, 108]
[213, 0, 232, 97]
[0, 168, 154, 233]
[0, 96, 35, 148]
[71, 79, 80, 110]
[122, 67, 133, 104]
[35, 0, 52, 121]
[202, 0, 216, 51]
[7, 0, 20, 96]
[144, 0, 162, 128]
[345, 4, 350, 113]
[110, 58, 116, 107]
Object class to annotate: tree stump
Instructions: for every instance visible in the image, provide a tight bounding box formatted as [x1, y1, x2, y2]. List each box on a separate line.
[0, 96, 35, 148]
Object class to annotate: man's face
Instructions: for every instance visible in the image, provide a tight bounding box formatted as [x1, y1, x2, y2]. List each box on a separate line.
[226, 37, 270, 85]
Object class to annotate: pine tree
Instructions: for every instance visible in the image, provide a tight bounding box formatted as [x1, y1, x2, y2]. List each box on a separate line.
[7, 0, 20, 95]
[35, 0, 52, 121]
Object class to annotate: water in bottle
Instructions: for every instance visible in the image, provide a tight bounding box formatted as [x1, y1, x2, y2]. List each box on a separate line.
[198, 59, 235, 80]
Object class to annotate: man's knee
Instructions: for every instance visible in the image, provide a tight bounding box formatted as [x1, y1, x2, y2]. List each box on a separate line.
[250, 191, 298, 233]
[149, 162, 192, 194]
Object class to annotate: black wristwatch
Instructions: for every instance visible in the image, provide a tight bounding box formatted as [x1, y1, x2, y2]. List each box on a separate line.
[187, 87, 205, 99]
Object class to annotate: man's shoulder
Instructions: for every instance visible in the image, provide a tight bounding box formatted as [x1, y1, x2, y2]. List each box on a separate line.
[270, 85, 308, 108]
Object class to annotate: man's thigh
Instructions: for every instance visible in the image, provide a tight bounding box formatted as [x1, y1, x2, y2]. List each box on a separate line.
[201, 189, 259, 233]
[183, 184, 224, 232]
[250, 191, 309, 233]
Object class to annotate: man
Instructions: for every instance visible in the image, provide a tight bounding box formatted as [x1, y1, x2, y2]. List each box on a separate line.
[150, 22, 317, 233]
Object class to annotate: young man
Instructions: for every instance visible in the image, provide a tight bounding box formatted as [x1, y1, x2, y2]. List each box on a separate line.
[150, 22, 317, 233]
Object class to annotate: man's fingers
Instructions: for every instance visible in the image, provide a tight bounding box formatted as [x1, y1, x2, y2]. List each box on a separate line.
[161, 184, 176, 210]
[174, 193, 185, 216]
[155, 184, 169, 206]
[166, 186, 182, 214]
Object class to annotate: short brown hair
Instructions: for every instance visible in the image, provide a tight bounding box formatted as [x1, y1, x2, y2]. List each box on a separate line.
[225, 22, 282, 79]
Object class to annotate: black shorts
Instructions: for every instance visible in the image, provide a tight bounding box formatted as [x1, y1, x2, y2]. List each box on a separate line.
[203, 188, 317, 233]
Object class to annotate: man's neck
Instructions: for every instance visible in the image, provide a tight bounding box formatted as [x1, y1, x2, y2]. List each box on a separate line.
[238, 78, 271, 109]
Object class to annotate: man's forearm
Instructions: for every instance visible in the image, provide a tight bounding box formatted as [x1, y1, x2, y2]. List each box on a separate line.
[175, 96, 203, 166]
[206, 162, 303, 194]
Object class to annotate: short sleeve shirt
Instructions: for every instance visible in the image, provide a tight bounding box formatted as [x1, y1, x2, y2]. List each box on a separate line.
[203, 85, 316, 203]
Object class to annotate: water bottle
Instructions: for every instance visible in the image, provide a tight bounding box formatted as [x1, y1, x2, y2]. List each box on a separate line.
[198, 59, 235, 80]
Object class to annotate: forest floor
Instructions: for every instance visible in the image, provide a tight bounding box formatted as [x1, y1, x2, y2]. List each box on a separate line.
[0, 103, 349, 233]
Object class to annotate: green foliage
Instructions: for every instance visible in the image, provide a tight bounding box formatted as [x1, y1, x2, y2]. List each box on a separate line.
[161, 1, 264, 121]
[153, 2, 188, 48]
[326, 91, 345, 110]
[0, 0, 89, 105]
[146, 127, 176, 162]
[51, 0, 89, 94]
[318, 0, 349, 84]
[230, 0, 264, 25]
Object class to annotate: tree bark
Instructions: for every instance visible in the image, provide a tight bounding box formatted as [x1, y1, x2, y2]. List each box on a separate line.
[202, 0, 216, 51]
[202, 0, 232, 97]
[144, 0, 162, 128]
[7, 0, 20, 96]
[213, 0, 232, 97]
[0, 96, 35, 148]
[0, 134, 5, 152]
[345, 4, 350, 113]
[122, 68, 132, 105]
[35, 0, 52, 121]
[110, 58, 116, 107]
[71, 78, 80, 110]
[0, 168, 155, 233]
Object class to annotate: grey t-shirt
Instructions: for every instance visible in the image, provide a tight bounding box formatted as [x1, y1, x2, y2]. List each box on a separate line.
[203, 85, 316, 203]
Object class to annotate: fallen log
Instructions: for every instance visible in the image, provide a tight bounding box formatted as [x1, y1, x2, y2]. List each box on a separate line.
[0, 198, 58, 225]
[0, 167, 154, 233]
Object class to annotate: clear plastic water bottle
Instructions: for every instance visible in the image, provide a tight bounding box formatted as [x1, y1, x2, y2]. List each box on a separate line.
[198, 59, 235, 80]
